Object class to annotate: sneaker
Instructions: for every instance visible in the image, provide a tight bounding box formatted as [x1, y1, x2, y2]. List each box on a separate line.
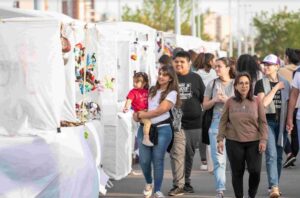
[200, 164, 208, 171]
[183, 183, 194, 193]
[129, 170, 142, 176]
[142, 139, 154, 147]
[143, 184, 153, 198]
[154, 191, 165, 198]
[269, 186, 280, 198]
[216, 192, 224, 198]
[168, 186, 184, 196]
[283, 155, 296, 168]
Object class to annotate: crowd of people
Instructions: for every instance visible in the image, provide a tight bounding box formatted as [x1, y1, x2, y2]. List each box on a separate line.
[124, 47, 300, 198]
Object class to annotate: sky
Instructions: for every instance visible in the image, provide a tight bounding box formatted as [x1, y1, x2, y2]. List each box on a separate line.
[1, 0, 300, 35]
[94, 0, 300, 37]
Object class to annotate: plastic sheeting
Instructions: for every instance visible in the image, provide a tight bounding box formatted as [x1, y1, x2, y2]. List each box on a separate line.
[0, 127, 99, 198]
[0, 19, 65, 135]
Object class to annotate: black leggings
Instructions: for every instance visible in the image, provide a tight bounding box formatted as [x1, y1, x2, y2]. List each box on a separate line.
[226, 139, 262, 198]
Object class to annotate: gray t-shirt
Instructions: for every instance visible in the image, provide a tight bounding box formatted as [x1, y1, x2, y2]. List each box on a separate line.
[204, 78, 235, 114]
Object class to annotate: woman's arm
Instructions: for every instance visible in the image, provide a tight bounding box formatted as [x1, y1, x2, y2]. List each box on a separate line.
[257, 97, 268, 145]
[258, 82, 285, 107]
[217, 99, 230, 143]
[137, 99, 173, 119]
[203, 96, 217, 110]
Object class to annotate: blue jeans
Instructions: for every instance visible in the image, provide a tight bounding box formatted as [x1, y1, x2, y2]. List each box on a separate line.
[137, 125, 172, 193]
[265, 120, 286, 188]
[209, 113, 226, 192]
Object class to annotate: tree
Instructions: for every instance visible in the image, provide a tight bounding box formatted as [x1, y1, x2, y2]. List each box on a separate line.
[122, 0, 192, 35]
[253, 9, 300, 57]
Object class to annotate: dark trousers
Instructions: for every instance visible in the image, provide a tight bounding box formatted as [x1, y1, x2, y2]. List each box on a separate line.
[284, 109, 299, 157]
[226, 139, 262, 198]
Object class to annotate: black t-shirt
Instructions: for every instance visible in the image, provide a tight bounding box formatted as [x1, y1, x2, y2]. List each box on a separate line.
[177, 72, 205, 129]
[254, 79, 281, 120]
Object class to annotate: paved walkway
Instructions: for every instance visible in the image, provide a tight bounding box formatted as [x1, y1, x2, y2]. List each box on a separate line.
[103, 152, 299, 198]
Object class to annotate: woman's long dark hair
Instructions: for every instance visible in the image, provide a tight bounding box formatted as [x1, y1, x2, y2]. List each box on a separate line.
[285, 48, 300, 65]
[233, 72, 254, 102]
[149, 65, 181, 108]
[237, 54, 261, 82]
[193, 53, 214, 71]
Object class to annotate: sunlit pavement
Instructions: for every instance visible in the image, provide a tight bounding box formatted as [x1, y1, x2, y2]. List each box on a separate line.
[103, 152, 299, 198]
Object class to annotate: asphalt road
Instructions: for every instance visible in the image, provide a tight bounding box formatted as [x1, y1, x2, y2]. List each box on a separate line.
[103, 151, 300, 198]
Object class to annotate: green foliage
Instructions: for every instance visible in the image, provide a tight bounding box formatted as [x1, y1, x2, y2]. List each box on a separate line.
[122, 0, 192, 35]
[253, 9, 300, 57]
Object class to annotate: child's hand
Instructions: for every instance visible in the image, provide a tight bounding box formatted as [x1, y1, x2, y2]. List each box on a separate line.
[123, 108, 129, 113]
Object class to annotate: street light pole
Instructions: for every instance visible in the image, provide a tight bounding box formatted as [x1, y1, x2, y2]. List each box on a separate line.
[175, 0, 181, 35]
[237, 0, 242, 56]
[197, 0, 202, 38]
[191, 0, 196, 36]
[228, 0, 233, 57]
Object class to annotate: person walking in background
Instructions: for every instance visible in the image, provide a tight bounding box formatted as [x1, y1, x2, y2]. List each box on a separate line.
[123, 72, 153, 146]
[237, 54, 264, 89]
[217, 72, 268, 198]
[254, 54, 290, 198]
[168, 51, 205, 196]
[188, 49, 198, 71]
[193, 52, 217, 172]
[286, 57, 300, 169]
[194, 53, 217, 86]
[133, 65, 181, 198]
[203, 57, 235, 198]
[158, 54, 172, 68]
[279, 48, 300, 168]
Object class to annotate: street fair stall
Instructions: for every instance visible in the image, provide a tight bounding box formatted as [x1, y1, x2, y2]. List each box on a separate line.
[161, 32, 222, 55]
[0, 8, 107, 197]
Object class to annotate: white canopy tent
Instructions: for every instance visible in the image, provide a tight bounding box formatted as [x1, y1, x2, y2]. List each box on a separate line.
[162, 32, 222, 55]
[0, 7, 108, 197]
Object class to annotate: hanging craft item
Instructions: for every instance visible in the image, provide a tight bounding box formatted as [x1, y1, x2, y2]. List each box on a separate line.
[76, 100, 101, 122]
[103, 75, 115, 91]
[61, 36, 71, 53]
[74, 44, 100, 94]
[130, 53, 137, 61]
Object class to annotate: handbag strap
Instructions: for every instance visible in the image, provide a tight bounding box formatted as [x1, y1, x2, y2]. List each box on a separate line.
[211, 79, 216, 99]
[207, 79, 216, 111]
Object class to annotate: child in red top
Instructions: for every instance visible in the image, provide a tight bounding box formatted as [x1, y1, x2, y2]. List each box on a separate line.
[123, 72, 153, 146]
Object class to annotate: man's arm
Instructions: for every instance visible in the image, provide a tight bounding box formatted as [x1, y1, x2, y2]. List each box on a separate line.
[286, 87, 299, 133]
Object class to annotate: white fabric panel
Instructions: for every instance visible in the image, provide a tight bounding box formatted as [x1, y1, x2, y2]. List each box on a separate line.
[117, 41, 131, 102]
[84, 120, 109, 195]
[96, 25, 118, 125]
[0, 127, 98, 198]
[60, 24, 77, 122]
[0, 20, 65, 135]
[102, 112, 132, 180]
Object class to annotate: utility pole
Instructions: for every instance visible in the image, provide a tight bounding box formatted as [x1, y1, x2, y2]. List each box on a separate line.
[118, 0, 122, 21]
[175, 0, 181, 35]
[197, 0, 202, 38]
[228, 0, 233, 57]
[191, 0, 196, 36]
[34, 0, 44, 10]
[244, 4, 249, 54]
[237, 0, 242, 57]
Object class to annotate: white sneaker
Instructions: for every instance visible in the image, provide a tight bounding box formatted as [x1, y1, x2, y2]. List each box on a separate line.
[143, 184, 152, 198]
[200, 164, 208, 170]
[154, 191, 165, 198]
